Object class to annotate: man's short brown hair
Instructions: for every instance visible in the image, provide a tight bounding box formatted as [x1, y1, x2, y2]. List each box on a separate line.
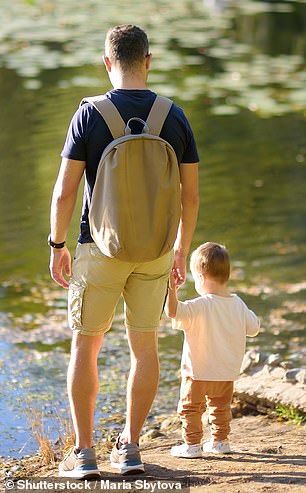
[190, 242, 230, 284]
[105, 25, 149, 72]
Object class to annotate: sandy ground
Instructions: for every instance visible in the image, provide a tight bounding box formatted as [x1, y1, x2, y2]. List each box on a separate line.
[1, 415, 305, 493]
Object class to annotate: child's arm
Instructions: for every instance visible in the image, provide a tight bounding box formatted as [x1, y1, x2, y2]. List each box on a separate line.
[165, 270, 178, 318]
[246, 309, 260, 337]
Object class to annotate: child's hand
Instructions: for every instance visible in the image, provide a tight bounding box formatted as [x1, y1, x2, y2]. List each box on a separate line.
[169, 269, 178, 290]
[166, 269, 179, 318]
[172, 252, 186, 288]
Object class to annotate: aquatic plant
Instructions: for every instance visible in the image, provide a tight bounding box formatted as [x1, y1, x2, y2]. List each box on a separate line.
[0, 0, 305, 116]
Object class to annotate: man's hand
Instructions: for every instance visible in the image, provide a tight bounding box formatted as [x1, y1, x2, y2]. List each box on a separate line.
[169, 270, 178, 291]
[49, 246, 71, 289]
[49, 158, 85, 288]
[172, 250, 187, 288]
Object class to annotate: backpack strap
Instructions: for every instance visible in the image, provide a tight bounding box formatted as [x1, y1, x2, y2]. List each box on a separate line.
[146, 96, 173, 136]
[80, 95, 125, 140]
[80, 94, 173, 138]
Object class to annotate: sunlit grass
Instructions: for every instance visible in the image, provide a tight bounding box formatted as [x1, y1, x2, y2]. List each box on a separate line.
[276, 405, 306, 426]
[25, 407, 55, 465]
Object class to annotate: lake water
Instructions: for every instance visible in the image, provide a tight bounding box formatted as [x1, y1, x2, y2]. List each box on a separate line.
[0, 0, 305, 458]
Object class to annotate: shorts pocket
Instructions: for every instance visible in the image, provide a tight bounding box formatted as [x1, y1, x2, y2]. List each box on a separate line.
[89, 244, 105, 258]
[68, 283, 86, 330]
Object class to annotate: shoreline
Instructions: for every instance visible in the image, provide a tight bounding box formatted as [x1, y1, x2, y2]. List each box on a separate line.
[1, 410, 305, 493]
[1, 350, 305, 491]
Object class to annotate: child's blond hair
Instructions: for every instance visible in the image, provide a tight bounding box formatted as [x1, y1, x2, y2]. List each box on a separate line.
[190, 242, 230, 284]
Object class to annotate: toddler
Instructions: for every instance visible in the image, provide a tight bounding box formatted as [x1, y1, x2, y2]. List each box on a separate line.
[166, 242, 260, 457]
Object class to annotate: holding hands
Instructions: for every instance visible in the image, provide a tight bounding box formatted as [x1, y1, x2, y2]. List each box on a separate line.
[169, 269, 179, 291]
[172, 250, 187, 288]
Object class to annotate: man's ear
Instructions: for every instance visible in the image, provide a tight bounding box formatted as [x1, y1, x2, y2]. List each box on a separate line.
[103, 55, 112, 72]
[145, 53, 152, 70]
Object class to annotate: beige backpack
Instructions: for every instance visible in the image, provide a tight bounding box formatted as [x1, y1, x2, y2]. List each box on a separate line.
[80, 95, 181, 262]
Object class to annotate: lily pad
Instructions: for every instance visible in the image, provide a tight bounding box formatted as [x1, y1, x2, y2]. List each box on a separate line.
[210, 105, 240, 115]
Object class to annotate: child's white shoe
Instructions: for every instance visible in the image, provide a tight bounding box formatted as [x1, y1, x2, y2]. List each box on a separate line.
[203, 439, 231, 454]
[170, 443, 202, 458]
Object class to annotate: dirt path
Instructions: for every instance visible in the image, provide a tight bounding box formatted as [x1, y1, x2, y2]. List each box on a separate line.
[137, 415, 306, 492]
[1, 415, 305, 492]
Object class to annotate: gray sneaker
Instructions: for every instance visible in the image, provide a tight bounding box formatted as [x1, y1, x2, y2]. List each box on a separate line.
[58, 446, 101, 479]
[110, 437, 144, 475]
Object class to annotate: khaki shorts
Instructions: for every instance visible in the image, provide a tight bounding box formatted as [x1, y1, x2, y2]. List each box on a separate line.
[68, 243, 173, 336]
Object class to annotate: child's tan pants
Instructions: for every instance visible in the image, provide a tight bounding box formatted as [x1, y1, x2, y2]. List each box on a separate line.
[177, 377, 234, 445]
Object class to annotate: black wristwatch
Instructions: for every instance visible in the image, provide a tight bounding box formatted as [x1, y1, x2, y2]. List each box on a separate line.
[48, 234, 66, 249]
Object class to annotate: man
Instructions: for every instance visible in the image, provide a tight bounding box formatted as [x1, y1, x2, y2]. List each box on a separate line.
[49, 25, 199, 478]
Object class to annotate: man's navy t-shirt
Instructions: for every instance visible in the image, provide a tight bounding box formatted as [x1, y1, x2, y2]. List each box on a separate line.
[61, 89, 199, 244]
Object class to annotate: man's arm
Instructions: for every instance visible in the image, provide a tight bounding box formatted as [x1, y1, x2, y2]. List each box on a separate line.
[49, 158, 85, 289]
[173, 163, 199, 286]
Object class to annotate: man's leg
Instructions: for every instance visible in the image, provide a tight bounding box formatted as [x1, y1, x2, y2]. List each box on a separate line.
[67, 332, 104, 449]
[119, 252, 173, 444]
[120, 329, 159, 444]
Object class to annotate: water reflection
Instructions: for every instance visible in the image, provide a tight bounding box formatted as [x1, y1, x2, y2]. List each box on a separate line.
[0, 1, 305, 114]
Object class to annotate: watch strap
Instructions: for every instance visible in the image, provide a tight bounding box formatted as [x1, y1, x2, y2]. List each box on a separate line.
[48, 234, 66, 249]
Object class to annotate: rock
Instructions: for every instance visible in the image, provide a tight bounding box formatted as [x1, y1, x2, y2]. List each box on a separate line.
[240, 353, 253, 373]
[240, 350, 268, 373]
[160, 415, 181, 432]
[141, 429, 165, 443]
[266, 353, 282, 367]
[256, 404, 270, 414]
[280, 361, 295, 370]
[268, 366, 286, 379]
[296, 369, 306, 385]
[235, 371, 306, 412]
[284, 369, 300, 383]
[236, 350, 306, 413]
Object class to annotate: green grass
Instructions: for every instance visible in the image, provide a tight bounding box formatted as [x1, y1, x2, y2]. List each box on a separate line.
[276, 405, 306, 426]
